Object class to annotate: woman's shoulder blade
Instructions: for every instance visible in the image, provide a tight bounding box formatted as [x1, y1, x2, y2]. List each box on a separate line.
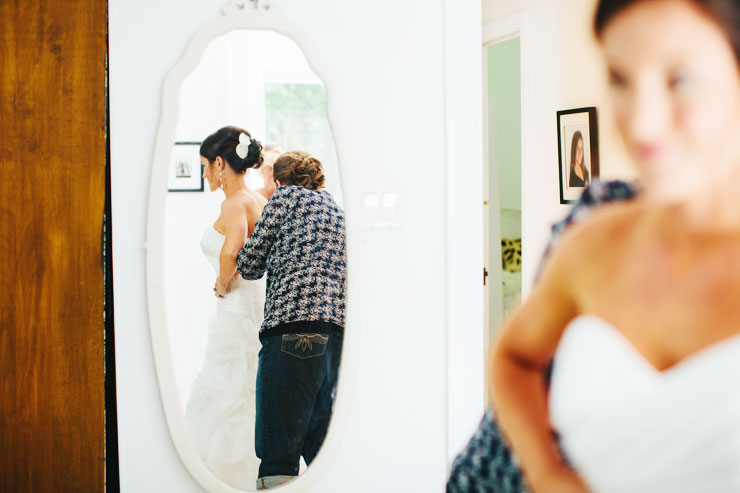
[222, 190, 263, 216]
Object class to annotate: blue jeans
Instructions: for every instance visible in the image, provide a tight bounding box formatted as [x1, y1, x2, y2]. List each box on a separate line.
[255, 332, 342, 481]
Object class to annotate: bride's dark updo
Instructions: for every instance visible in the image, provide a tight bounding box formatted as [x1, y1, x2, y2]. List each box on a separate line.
[200, 125, 264, 173]
[273, 151, 325, 190]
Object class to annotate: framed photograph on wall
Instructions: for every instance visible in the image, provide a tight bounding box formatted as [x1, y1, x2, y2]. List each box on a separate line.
[168, 142, 204, 192]
[556, 107, 599, 204]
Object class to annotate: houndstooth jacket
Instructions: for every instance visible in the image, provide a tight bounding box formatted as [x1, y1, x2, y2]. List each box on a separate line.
[236, 185, 346, 334]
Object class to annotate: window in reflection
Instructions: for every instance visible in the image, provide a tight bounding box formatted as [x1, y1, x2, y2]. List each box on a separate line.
[265, 82, 342, 205]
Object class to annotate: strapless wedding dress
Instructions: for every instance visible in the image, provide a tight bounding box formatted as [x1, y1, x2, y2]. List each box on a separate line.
[549, 315, 740, 492]
[185, 226, 266, 489]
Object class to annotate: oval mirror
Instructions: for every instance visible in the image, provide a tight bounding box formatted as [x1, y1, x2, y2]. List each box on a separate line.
[146, 4, 345, 491]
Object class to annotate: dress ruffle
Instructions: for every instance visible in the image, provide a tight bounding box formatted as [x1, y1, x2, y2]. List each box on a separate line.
[186, 226, 265, 489]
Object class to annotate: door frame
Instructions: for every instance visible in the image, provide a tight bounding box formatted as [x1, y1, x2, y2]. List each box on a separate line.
[482, 11, 532, 351]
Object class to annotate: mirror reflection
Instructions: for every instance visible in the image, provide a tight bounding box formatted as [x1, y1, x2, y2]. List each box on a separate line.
[164, 29, 345, 491]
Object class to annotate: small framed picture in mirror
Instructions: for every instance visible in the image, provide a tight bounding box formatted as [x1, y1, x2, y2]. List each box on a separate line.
[168, 142, 204, 192]
[556, 107, 599, 204]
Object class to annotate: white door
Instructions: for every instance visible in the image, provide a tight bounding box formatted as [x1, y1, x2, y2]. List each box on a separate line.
[482, 32, 523, 358]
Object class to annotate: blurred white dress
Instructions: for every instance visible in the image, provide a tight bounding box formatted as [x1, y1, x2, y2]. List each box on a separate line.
[185, 225, 265, 489]
[549, 315, 740, 493]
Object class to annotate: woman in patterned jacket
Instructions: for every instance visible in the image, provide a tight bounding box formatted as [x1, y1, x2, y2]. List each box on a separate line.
[236, 151, 346, 490]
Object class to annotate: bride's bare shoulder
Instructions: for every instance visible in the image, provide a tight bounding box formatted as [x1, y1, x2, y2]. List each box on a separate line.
[572, 199, 648, 240]
[546, 200, 649, 272]
[222, 190, 264, 214]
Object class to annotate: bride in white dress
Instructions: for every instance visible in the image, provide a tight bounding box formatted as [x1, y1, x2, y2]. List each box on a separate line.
[185, 126, 268, 489]
[489, 1, 740, 492]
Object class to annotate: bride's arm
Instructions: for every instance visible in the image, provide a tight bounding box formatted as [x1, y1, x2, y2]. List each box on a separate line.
[214, 200, 248, 297]
[489, 233, 588, 493]
[236, 187, 289, 280]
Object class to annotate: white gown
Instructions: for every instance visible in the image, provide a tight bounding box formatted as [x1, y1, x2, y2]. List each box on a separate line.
[549, 315, 740, 493]
[185, 225, 265, 489]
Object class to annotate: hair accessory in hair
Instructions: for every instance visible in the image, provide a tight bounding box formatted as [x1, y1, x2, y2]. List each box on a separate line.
[235, 132, 251, 159]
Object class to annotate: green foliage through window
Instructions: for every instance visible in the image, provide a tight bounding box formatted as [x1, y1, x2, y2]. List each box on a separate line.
[265, 83, 342, 205]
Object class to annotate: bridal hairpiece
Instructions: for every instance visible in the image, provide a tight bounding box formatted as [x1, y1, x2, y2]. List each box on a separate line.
[235, 132, 251, 159]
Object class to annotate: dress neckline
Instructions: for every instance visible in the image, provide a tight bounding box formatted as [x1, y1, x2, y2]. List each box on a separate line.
[567, 314, 740, 375]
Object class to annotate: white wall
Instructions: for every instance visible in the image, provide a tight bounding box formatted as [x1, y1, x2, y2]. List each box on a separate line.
[110, 0, 482, 491]
[483, 0, 635, 294]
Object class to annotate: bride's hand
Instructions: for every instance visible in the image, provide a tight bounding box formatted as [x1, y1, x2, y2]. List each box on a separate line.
[214, 278, 229, 298]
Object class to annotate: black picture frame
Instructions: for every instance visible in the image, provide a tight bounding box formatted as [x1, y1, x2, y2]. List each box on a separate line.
[556, 107, 599, 204]
[168, 141, 204, 192]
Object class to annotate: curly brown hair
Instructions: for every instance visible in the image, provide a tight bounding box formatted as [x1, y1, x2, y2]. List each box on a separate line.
[273, 151, 326, 190]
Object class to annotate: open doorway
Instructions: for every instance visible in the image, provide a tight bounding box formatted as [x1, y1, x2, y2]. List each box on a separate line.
[483, 27, 523, 355]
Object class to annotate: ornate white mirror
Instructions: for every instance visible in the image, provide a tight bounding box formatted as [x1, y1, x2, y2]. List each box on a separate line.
[146, 2, 346, 491]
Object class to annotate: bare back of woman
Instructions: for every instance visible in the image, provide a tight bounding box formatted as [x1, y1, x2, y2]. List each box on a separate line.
[213, 189, 266, 292]
[214, 188, 266, 237]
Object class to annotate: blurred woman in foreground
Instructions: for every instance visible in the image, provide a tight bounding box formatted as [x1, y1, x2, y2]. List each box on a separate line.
[490, 1, 740, 492]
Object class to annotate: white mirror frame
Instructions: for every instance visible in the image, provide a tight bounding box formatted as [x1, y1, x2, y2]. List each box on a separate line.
[145, 3, 353, 491]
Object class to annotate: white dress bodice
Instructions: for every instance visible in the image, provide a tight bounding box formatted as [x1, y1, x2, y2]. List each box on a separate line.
[549, 315, 740, 492]
[200, 226, 266, 322]
[184, 225, 266, 489]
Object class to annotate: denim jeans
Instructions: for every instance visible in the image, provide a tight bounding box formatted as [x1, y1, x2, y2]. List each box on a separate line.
[255, 331, 342, 482]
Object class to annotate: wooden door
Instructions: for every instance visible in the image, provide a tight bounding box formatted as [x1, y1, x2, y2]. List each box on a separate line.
[0, 0, 108, 490]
